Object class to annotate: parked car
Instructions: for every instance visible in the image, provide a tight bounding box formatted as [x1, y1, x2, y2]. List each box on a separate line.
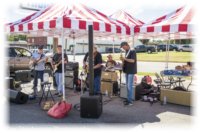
[30, 48, 50, 54]
[157, 44, 179, 52]
[105, 47, 121, 53]
[8, 46, 32, 73]
[8, 46, 53, 75]
[179, 45, 193, 52]
[134, 45, 156, 54]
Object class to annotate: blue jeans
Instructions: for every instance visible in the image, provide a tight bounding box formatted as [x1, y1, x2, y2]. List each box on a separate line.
[55, 72, 63, 94]
[94, 76, 101, 94]
[126, 74, 134, 103]
[33, 70, 44, 95]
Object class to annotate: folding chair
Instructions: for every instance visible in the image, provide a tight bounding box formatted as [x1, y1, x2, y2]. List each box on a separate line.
[154, 73, 171, 89]
[160, 71, 178, 88]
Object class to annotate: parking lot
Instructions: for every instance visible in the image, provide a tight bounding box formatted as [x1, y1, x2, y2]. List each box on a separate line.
[8, 76, 195, 126]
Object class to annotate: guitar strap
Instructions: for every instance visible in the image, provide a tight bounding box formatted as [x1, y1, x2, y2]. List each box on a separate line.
[125, 49, 131, 58]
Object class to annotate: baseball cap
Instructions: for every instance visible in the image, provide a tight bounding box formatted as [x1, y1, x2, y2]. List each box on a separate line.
[120, 41, 128, 48]
[38, 45, 44, 49]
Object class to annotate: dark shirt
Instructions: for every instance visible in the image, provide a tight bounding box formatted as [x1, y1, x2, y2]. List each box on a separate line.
[123, 50, 137, 74]
[83, 52, 102, 77]
[52, 53, 68, 73]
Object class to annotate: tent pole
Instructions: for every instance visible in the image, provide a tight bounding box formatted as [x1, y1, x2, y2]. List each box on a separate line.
[112, 37, 115, 53]
[61, 29, 66, 101]
[165, 33, 170, 70]
[73, 37, 76, 62]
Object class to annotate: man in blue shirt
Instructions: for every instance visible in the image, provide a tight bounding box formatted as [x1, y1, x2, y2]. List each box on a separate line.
[31, 45, 47, 99]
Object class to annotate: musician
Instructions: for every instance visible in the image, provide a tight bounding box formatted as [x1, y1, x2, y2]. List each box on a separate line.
[83, 46, 102, 95]
[120, 41, 137, 106]
[31, 45, 47, 99]
[52, 45, 68, 97]
[106, 54, 117, 68]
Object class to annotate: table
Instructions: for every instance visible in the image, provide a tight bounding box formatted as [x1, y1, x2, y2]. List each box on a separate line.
[162, 73, 192, 91]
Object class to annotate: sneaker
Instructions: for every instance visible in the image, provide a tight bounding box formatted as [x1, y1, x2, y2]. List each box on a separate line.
[123, 99, 128, 103]
[58, 93, 63, 97]
[54, 92, 59, 95]
[29, 95, 36, 100]
[124, 102, 133, 106]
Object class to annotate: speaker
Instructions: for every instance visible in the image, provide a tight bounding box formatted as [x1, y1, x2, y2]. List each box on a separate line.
[80, 94, 102, 118]
[15, 70, 32, 82]
[65, 76, 74, 89]
[66, 62, 79, 70]
[9, 89, 29, 104]
[120, 84, 135, 100]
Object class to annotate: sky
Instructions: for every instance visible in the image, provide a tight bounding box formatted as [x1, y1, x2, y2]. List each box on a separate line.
[3, 0, 194, 23]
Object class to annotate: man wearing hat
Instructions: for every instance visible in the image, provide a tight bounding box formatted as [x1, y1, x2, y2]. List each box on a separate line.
[120, 41, 137, 106]
[52, 45, 68, 97]
[106, 54, 117, 68]
[31, 45, 47, 99]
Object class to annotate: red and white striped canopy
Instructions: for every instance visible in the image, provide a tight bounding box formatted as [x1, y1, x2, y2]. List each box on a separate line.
[110, 10, 144, 26]
[134, 5, 195, 35]
[6, 4, 133, 37]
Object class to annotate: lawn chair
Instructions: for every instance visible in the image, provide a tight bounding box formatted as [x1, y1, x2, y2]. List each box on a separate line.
[154, 73, 171, 89]
[160, 71, 179, 88]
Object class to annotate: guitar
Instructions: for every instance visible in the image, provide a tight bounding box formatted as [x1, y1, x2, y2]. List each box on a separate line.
[53, 56, 62, 73]
[120, 49, 131, 71]
[53, 60, 62, 73]
[29, 54, 44, 69]
[83, 51, 98, 74]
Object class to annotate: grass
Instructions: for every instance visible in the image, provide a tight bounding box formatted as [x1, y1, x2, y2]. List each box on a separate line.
[102, 51, 193, 63]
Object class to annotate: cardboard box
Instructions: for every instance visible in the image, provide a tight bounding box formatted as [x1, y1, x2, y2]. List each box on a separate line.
[160, 88, 193, 106]
[101, 71, 118, 82]
[101, 81, 113, 96]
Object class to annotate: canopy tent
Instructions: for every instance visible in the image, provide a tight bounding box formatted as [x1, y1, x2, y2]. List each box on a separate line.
[6, 3, 133, 100]
[110, 10, 144, 26]
[134, 5, 195, 39]
[133, 5, 195, 70]
[6, 3, 133, 38]
[110, 10, 144, 47]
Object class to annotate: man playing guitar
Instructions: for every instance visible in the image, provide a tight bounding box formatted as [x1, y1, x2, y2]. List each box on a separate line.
[52, 45, 68, 97]
[30, 45, 47, 99]
[83, 46, 102, 95]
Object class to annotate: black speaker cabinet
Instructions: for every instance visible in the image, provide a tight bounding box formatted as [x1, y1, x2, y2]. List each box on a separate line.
[15, 70, 32, 82]
[80, 94, 102, 118]
[9, 89, 29, 104]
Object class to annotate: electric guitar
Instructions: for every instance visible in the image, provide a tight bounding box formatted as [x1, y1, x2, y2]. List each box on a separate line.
[120, 49, 131, 71]
[53, 56, 62, 73]
[83, 51, 98, 74]
[29, 54, 44, 69]
[53, 61, 62, 73]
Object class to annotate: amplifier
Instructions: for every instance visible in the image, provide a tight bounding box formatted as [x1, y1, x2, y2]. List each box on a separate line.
[66, 62, 79, 70]
[80, 94, 102, 118]
[15, 70, 32, 82]
[65, 76, 74, 89]
[65, 70, 74, 77]
[120, 84, 135, 100]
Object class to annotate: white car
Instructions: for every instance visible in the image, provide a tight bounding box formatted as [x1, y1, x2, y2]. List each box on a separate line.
[30, 49, 50, 54]
[179, 45, 193, 52]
